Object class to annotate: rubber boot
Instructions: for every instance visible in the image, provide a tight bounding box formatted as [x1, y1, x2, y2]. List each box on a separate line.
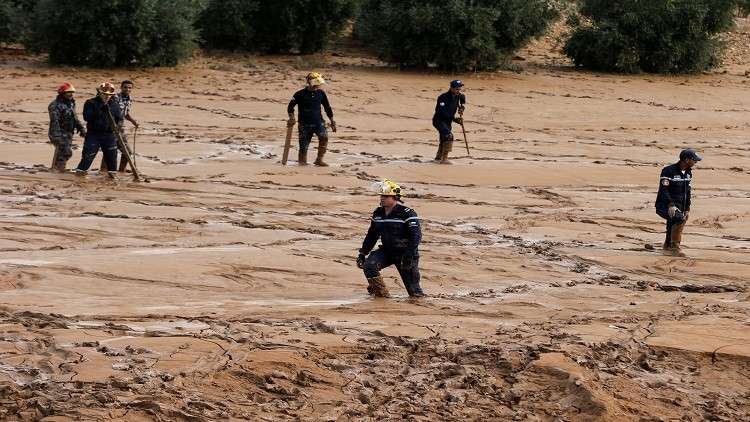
[118, 154, 128, 172]
[367, 276, 390, 298]
[314, 139, 329, 167]
[53, 157, 67, 173]
[663, 223, 672, 250]
[439, 141, 453, 165]
[434, 143, 443, 161]
[298, 150, 308, 166]
[405, 282, 425, 298]
[669, 223, 686, 257]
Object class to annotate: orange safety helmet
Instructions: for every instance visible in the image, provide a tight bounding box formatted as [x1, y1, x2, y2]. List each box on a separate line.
[57, 83, 76, 94]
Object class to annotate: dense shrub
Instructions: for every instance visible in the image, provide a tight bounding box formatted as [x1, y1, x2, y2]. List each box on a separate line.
[0, 0, 34, 43]
[27, 0, 203, 67]
[564, 0, 739, 73]
[199, 0, 357, 54]
[355, 0, 559, 71]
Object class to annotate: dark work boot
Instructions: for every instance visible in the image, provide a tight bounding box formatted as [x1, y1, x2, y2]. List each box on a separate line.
[118, 154, 128, 172]
[406, 284, 425, 298]
[298, 150, 308, 166]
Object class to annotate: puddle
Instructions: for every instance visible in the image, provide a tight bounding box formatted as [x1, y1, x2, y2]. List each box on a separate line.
[130, 245, 254, 256]
[0, 259, 55, 266]
[240, 298, 368, 307]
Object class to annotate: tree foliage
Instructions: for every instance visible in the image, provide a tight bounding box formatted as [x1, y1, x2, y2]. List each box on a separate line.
[355, 0, 559, 71]
[27, 0, 203, 67]
[0, 0, 34, 43]
[198, 0, 357, 54]
[564, 0, 740, 73]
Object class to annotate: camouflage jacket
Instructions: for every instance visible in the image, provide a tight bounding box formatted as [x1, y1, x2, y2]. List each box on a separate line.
[48, 95, 84, 141]
[114, 93, 133, 118]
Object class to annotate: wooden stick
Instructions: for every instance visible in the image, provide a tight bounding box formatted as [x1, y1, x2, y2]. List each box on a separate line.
[107, 109, 142, 181]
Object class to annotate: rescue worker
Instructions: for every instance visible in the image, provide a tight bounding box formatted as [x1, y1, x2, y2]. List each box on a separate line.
[655, 149, 702, 256]
[48, 83, 86, 172]
[75, 82, 123, 178]
[432, 80, 466, 164]
[357, 180, 424, 298]
[287, 72, 337, 166]
[101, 80, 139, 172]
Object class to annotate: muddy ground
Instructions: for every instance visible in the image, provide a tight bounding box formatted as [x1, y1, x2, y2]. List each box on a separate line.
[1, 20, 750, 422]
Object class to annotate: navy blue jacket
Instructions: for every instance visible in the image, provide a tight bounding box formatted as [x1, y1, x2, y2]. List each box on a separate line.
[433, 91, 466, 122]
[360, 203, 421, 257]
[287, 88, 333, 126]
[83, 96, 123, 135]
[656, 163, 692, 212]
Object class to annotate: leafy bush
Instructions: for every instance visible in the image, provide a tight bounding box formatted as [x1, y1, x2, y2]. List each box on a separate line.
[27, 0, 203, 67]
[198, 0, 357, 54]
[563, 0, 739, 73]
[355, 0, 559, 71]
[0, 0, 34, 43]
[739, 0, 750, 16]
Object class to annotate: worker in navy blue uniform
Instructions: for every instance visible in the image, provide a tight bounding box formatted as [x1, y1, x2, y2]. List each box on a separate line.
[287, 72, 337, 166]
[432, 80, 466, 164]
[75, 82, 123, 179]
[357, 179, 424, 298]
[656, 149, 702, 256]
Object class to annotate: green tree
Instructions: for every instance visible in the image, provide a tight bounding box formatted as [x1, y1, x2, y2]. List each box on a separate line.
[355, 0, 559, 71]
[0, 0, 34, 43]
[564, 0, 739, 73]
[198, 0, 357, 54]
[27, 0, 204, 67]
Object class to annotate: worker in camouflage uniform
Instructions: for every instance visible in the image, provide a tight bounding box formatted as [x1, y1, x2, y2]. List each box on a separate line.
[357, 179, 425, 298]
[101, 80, 139, 172]
[48, 83, 86, 172]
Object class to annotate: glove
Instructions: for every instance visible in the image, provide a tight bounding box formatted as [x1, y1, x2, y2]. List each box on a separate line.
[287, 113, 296, 128]
[668, 205, 679, 219]
[453, 117, 463, 125]
[133, 120, 139, 129]
[78, 128, 86, 138]
[458, 105, 465, 114]
[356, 253, 366, 269]
[50, 138, 60, 146]
[330, 120, 337, 133]
[683, 210, 689, 221]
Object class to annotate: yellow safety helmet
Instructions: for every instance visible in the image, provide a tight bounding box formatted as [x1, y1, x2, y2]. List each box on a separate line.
[306, 71, 326, 86]
[372, 179, 402, 197]
[96, 82, 116, 95]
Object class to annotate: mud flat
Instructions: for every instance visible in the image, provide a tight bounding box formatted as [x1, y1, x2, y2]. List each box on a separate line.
[1, 44, 749, 420]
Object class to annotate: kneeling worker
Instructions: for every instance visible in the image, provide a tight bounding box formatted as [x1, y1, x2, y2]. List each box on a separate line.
[357, 180, 425, 298]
